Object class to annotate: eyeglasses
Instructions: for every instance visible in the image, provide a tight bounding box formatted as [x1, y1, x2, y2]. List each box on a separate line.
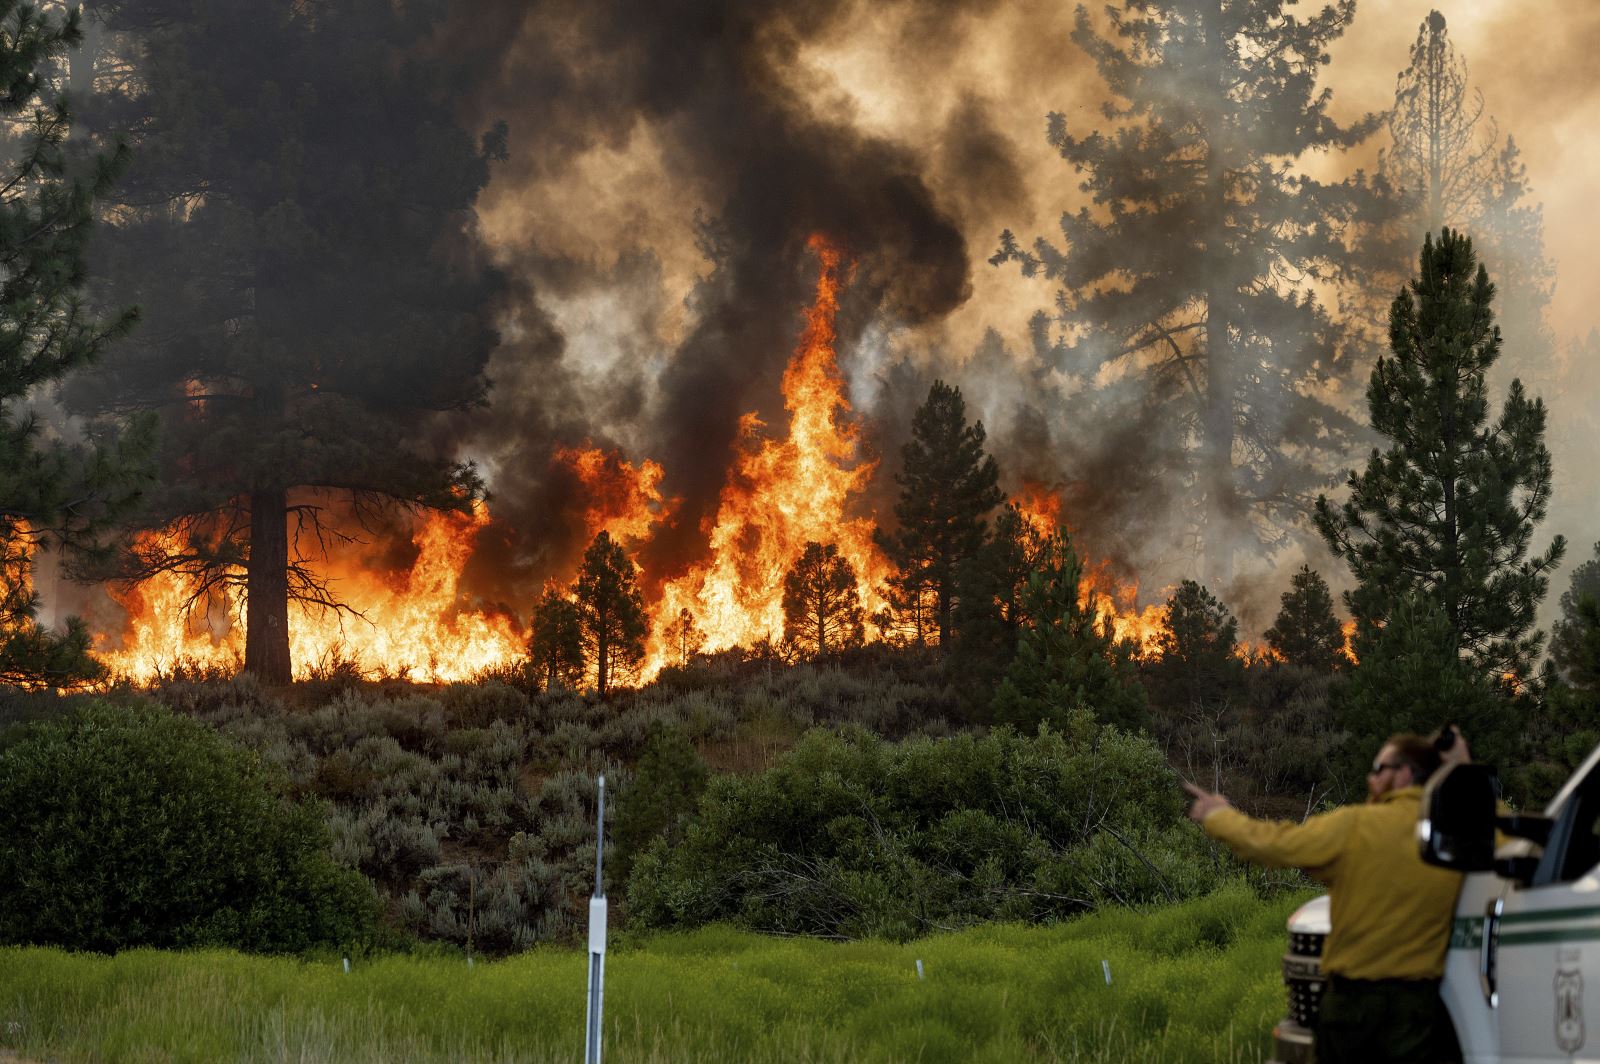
[1369, 760, 1405, 776]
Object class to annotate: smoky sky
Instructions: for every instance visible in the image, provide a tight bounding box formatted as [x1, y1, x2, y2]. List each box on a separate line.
[437, 0, 1600, 630]
[447, 0, 1022, 601]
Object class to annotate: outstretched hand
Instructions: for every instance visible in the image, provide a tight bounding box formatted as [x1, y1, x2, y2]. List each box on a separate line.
[1183, 780, 1232, 824]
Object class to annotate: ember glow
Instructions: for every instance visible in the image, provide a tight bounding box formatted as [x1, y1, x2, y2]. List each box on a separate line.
[98, 503, 524, 683]
[645, 235, 891, 672]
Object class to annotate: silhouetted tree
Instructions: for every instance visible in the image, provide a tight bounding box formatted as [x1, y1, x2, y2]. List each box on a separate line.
[65, 0, 505, 683]
[573, 531, 646, 696]
[1379, 10, 1554, 381]
[876, 381, 1002, 649]
[994, 0, 1383, 584]
[1315, 231, 1564, 680]
[1147, 580, 1245, 713]
[1264, 566, 1346, 673]
[0, 2, 149, 689]
[527, 587, 583, 691]
[954, 503, 1048, 679]
[662, 607, 705, 667]
[782, 541, 864, 658]
[992, 531, 1147, 733]
[1551, 542, 1600, 683]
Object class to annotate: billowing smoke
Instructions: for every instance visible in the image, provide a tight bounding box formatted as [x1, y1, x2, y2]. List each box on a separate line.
[439, 0, 1598, 635]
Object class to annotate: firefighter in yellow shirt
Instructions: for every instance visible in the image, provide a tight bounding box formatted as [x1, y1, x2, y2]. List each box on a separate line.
[1184, 732, 1464, 1064]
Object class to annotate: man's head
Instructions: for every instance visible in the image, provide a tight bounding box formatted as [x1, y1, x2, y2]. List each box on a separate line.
[1367, 733, 1442, 800]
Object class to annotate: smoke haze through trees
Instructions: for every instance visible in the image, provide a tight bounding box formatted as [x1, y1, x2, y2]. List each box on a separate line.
[40, 0, 1600, 659]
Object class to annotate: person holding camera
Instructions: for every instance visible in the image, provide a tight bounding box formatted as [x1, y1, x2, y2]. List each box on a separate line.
[1184, 730, 1469, 1063]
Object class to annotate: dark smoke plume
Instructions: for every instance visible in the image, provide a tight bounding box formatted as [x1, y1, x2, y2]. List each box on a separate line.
[444, 0, 1007, 604]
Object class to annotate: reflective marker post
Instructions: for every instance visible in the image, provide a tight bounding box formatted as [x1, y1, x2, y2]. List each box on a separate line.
[584, 774, 607, 1064]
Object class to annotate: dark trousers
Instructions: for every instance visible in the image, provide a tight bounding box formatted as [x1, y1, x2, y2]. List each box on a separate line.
[1316, 976, 1460, 1064]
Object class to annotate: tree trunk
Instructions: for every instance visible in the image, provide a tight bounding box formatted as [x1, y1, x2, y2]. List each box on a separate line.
[245, 489, 292, 683]
[1201, 0, 1236, 591]
[596, 606, 610, 697]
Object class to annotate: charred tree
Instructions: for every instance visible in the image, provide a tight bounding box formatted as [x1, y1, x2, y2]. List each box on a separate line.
[64, 0, 503, 682]
[994, 0, 1383, 587]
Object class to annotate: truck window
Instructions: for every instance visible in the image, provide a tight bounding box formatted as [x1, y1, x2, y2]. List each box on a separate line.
[1536, 767, 1600, 885]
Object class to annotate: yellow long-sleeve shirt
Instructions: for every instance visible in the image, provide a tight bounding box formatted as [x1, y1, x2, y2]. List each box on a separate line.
[1203, 786, 1463, 980]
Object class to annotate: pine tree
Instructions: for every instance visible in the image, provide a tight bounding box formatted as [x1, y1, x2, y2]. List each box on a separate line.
[1551, 542, 1600, 683]
[1336, 592, 1510, 786]
[876, 381, 1002, 649]
[1263, 565, 1346, 673]
[662, 608, 705, 667]
[993, 0, 1383, 584]
[0, 2, 149, 689]
[1379, 11, 1554, 382]
[64, 0, 504, 683]
[1315, 231, 1565, 680]
[992, 531, 1147, 733]
[953, 503, 1048, 678]
[572, 531, 647, 697]
[527, 587, 583, 691]
[1146, 580, 1246, 714]
[781, 541, 864, 659]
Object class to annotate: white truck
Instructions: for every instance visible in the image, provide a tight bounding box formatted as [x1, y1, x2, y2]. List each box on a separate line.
[1270, 748, 1599, 1063]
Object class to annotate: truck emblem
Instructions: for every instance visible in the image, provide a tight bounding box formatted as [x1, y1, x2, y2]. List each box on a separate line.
[1556, 964, 1585, 1053]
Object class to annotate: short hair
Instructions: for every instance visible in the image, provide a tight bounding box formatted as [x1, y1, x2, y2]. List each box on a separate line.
[1383, 733, 1442, 784]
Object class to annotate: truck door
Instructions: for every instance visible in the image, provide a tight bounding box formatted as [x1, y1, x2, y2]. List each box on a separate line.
[1491, 762, 1600, 1063]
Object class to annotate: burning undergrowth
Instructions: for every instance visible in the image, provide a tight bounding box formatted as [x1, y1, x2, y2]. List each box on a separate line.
[92, 238, 1168, 686]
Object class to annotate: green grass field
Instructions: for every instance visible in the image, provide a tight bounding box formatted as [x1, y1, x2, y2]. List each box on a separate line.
[0, 884, 1311, 1063]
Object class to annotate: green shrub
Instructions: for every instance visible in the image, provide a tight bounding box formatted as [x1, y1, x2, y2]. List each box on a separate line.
[613, 726, 709, 883]
[0, 701, 377, 953]
[629, 716, 1223, 939]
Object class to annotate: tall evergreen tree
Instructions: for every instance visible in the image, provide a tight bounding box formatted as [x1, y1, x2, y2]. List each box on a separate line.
[953, 503, 1048, 678]
[992, 531, 1147, 733]
[1378, 11, 1554, 383]
[1263, 565, 1346, 673]
[527, 587, 583, 691]
[781, 541, 864, 658]
[1336, 591, 1510, 788]
[994, 0, 1383, 585]
[1550, 541, 1600, 683]
[876, 380, 1002, 650]
[63, 0, 505, 682]
[0, 2, 149, 689]
[572, 531, 646, 697]
[1145, 579, 1245, 714]
[1315, 231, 1565, 680]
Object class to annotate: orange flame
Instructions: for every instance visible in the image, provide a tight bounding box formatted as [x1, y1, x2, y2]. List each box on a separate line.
[646, 236, 889, 673]
[97, 502, 524, 683]
[1009, 486, 1166, 654]
[555, 445, 674, 545]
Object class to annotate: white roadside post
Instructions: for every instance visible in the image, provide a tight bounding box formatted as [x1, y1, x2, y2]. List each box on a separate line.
[584, 774, 607, 1064]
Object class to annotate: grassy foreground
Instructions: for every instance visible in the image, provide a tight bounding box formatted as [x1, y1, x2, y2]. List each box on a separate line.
[0, 884, 1311, 1064]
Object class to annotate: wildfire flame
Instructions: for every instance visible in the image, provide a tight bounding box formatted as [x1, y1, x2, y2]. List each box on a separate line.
[645, 235, 890, 672]
[1009, 484, 1166, 654]
[555, 445, 674, 545]
[97, 502, 524, 683]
